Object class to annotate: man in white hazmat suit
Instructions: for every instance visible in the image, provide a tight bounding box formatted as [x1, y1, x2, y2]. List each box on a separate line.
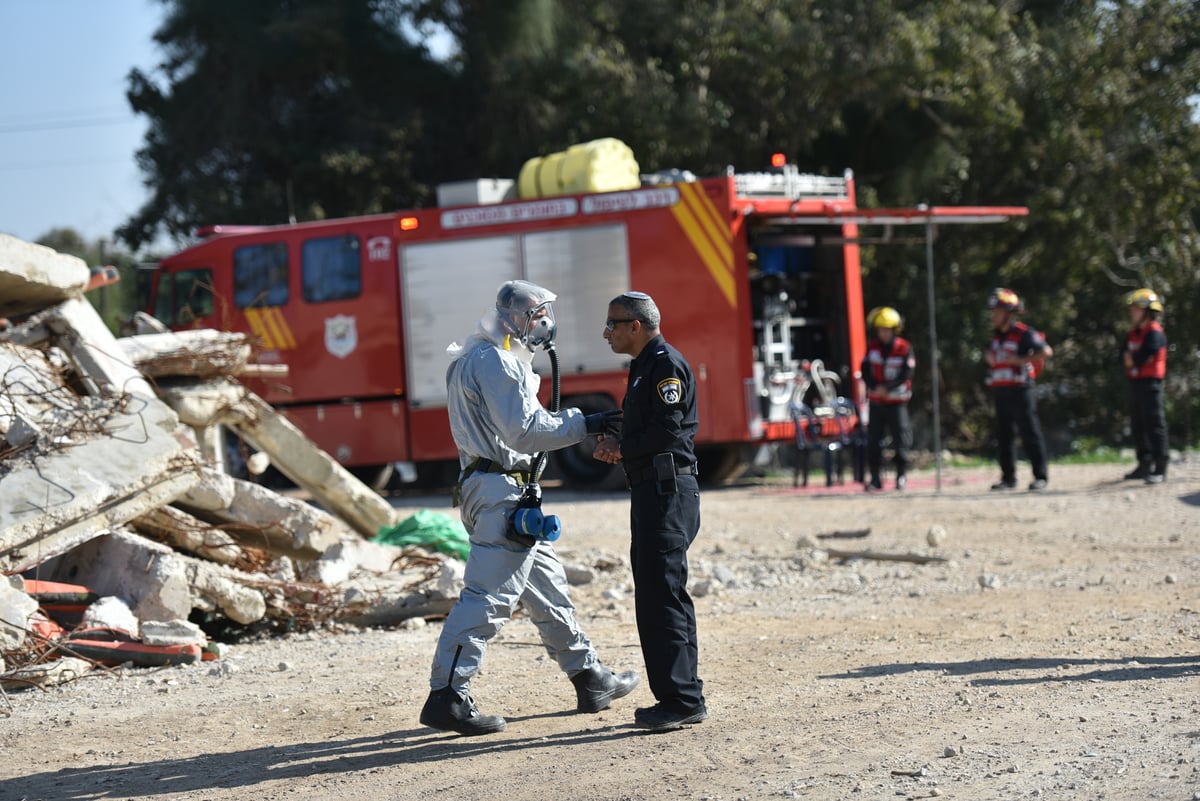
[419, 279, 638, 736]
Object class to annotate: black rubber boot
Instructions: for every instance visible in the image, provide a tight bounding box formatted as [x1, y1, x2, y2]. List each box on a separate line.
[571, 664, 640, 713]
[634, 702, 708, 731]
[419, 687, 507, 736]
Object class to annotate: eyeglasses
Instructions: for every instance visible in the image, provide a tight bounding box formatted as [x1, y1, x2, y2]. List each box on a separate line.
[605, 318, 638, 332]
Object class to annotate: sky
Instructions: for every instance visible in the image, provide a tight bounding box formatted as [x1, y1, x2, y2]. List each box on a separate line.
[0, 2, 454, 256]
[0, 0, 166, 251]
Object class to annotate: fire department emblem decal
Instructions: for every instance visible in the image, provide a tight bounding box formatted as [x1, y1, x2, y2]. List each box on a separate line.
[325, 315, 358, 359]
[657, 378, 682, 405]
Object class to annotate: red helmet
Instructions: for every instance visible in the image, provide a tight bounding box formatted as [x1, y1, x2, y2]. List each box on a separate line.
[987, 287, 1023, 312]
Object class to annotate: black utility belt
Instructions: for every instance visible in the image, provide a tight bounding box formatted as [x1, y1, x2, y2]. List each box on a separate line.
[624, 461, 697, 487]
[470, 458, 530, 484]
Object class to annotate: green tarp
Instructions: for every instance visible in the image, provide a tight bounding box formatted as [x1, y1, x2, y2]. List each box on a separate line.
[373, 509, 470, 561]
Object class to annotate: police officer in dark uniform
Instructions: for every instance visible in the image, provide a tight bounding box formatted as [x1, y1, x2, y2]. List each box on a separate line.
[594, 291, 707, 732]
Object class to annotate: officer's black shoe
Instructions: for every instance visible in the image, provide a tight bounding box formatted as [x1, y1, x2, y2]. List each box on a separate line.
[634, 703, 708, 731]
[571, 664, 640, 713]
[1124, 466, 1151, 480]
[990, 479, 1017, 490]
[1028, 478, 1047, 491]
[864, 477, 884, 492]
[895, 475, 907, 491]
[419, 686, 507, 736]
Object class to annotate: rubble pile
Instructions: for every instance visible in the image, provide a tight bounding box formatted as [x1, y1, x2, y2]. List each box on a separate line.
[0, 234, 461, 693]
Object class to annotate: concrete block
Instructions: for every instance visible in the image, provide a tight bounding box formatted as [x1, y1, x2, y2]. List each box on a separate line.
[157, 379, 400, 538]
[46, 297, 156, 400]
[35, 529, 267, 626]
[177, 466, 238, 511]
[176, 477, 349, 561]
[0, 576, 38, 651]
[115, 329, 253, 378]
[0, 382, 200, 573]
[0, 234, 90, 319]
[140, 619, 206, 647]
[81, 595, 139, 635]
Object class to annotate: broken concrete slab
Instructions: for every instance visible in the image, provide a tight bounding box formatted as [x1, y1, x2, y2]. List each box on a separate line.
[0, 342, 63, 448]
[80, 595, 140, 635]
[45, 297, 157, 401]
[156, 378, 399, 538]
[115, 329, 253, 379]
[0, 234, 90, 319]
[0, 374, 201, 575]
[140, 619, 207, 647]
[43, 528, 267, 625]
[1, 576, 38, 652]
[175, 477, 349, 561]
[300, 536, 414, 587]
[133, 505, 246, 566]
[1, 656, 93, 691]
[337, 580, 456, 628]
[175, 465, 238, 511]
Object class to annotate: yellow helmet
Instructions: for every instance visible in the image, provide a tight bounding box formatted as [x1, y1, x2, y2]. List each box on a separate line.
[869, 306, 903, 331]
[987, 287, 1023, 312]
[1125, 288, 1163, 313]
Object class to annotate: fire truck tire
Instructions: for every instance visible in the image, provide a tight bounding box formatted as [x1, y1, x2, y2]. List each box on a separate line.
[694, 444, 752, 485]
[349, 463, 395, 493]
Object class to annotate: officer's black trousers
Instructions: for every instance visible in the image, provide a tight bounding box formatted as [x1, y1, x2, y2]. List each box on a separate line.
[1130, 379, 1168, 473]
[629, 474, 704, 713]
[992, 385, 1048, 482]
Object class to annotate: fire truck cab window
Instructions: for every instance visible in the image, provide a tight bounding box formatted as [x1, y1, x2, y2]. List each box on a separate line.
[157, 268, 214, 326]
[234, 243, 289, 308]
[302, 235, 361, 303]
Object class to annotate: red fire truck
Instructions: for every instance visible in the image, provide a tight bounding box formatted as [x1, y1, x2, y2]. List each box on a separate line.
[146, 161, 876, 489]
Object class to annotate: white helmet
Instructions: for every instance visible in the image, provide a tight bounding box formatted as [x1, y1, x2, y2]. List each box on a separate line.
[496, 280, 557, 348]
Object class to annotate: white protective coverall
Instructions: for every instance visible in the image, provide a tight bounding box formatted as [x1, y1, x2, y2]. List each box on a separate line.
[429, 282, 600, 692]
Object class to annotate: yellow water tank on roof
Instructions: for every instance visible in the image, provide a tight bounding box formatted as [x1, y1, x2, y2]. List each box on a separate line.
[517, 138, 641, 199]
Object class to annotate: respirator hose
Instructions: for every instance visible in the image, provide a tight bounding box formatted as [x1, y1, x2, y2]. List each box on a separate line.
[528, 343, 561, 488]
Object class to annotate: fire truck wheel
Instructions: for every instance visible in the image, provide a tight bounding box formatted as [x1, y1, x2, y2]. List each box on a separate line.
[349, 463, 395, 493]
[694, 444, 753, 485]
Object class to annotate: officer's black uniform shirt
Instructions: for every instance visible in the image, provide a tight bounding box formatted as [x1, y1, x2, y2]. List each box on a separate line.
[620, 334, 698, 473]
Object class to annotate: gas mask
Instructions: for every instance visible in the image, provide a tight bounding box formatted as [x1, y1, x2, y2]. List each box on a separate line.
[496, 280, 558, 350]
[522, 303, 557, 349]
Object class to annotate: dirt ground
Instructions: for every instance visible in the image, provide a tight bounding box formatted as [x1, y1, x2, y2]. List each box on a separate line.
[2, 461, 1198, 801]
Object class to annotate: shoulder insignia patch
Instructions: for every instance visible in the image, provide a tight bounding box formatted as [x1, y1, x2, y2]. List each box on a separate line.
[657, 377, 682, 405]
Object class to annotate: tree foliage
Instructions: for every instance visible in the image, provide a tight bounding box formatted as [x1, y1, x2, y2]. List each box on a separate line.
[117, 0, 1200, 451]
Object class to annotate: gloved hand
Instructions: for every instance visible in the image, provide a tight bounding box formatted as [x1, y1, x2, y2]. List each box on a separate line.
[584, 409, 623, 436]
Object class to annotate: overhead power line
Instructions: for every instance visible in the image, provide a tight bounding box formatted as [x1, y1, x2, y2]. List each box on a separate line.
[0, 115, 141, 135]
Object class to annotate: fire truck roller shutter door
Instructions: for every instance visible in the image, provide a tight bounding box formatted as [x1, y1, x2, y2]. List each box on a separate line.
[549, 394, 627, 491]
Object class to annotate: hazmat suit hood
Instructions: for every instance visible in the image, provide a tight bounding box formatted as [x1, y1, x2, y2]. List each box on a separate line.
[449, 280, 558, 365]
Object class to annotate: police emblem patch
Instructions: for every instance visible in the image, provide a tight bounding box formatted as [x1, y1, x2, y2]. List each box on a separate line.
[657, 378, 682, 404]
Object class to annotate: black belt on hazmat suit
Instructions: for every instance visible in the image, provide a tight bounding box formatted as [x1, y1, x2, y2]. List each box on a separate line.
[469, 458, 531, 484]
[453, 458, 531, 507]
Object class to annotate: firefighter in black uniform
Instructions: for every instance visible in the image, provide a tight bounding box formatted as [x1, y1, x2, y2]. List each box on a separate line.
[984, 288, 1053, 491]
[1122, 288, 1168, 484]
[593, 291, 707, 732]
[861, 306, 915, 491]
